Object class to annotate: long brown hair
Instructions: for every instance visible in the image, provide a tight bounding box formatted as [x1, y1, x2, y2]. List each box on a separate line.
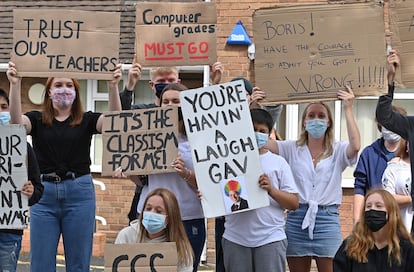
[345, 189, 413, 265]
[42, 77, 83, 127]
[138, 188, 193, 267]
[296, 102, 334, 157]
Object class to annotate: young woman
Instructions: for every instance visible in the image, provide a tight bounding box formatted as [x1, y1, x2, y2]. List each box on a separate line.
[115, 188, 194, 272]
[334, 189, 414, 271]
[7, 61, 122, 272]
[265, 86, 360, 272]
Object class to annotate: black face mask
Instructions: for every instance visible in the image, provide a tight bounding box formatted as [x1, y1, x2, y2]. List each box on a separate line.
[365, 209, 387, 232]
[154, 83, 168, 98]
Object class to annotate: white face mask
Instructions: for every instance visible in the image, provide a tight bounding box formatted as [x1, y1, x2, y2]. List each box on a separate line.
[381, 127, 401, 143]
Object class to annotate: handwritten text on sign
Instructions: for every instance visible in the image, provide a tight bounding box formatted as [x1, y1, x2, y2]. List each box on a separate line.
[253, 3, 386, 103]
[0, 125, 28, 229]
[136, 2, 217, 66]
[101, 107, 179, 177]
[180, 81, 269, 218]
[104, 243, 178, 272]
[12, 9, 120, 80]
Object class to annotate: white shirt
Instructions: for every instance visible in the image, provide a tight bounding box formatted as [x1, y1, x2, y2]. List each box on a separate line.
[223, 151, 298, 247]
[278, 140, 356, 239]
[138, 135, 204, 220]
[382, 159, 413, 232]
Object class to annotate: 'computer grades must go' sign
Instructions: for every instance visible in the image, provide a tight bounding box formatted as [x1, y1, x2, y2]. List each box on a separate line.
[135, 2, 217, 66]
[0, 125, 28, 229]
[12, 9, 120, 80]
[253, 3, 386, 103]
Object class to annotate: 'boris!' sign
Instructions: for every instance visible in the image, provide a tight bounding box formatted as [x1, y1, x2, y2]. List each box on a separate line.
[101, 107, 179, 177]
[0, 125, 28, 229]
[136, 2, 217, 66]
[12, 9, 120, 80]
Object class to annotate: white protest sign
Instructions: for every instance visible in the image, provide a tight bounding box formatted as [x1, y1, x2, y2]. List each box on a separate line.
[180, 80, 269, 218]
[0, 125, 29, 229]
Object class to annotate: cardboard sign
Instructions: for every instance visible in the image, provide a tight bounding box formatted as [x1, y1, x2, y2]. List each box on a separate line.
[12, 9, 120, 80]
[389, 0, 414, 88]
[135, 2, 217, 66]
[253, 3, 387, 103]
[104, 243, 178, 272]
[179, 80, 269, 218]
[101, 107, 179, 177]
[0, 125, 28, 229]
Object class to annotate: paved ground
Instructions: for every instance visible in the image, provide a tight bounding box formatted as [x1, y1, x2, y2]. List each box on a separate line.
[17, 253, 215, 271]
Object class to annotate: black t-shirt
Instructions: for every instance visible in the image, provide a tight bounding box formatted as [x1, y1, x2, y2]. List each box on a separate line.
[25, 111, 100, 176]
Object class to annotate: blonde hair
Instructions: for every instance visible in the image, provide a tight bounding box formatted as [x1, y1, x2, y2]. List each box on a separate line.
[296, 102, 334, 157]
[150, 67, 178, 81]
[138, 188, 193, 267]
[345, 189, 414, 265]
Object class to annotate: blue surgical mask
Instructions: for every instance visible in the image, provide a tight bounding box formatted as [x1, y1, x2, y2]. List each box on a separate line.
[305, 119, 328, 139]
[0, 112, 11, 125]
[381, 127, 401, 143]
[142, 211, 167, 234]
[255, 132, 269, 149]
[154, 83, 168, 99]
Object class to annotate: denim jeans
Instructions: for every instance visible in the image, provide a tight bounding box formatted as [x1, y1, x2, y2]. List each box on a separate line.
[183, 218, 206, 272]
[30, 174, 95, 272]
[0, 233, 21, 272]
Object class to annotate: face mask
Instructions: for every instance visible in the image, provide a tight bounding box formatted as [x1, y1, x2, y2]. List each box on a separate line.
[255, 132, 269, 149]
[0, 112, 11, 125]
[381, 127, 401, 143]
[365, 209, 387, 232]
[305, 119, 327, 139]
[154, 83, 168, 99]
[142, 211, 167, 234]
[50, 88, 76, 109]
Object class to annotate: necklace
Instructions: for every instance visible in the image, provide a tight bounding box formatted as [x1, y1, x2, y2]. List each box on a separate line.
[311, 150, 324, 162]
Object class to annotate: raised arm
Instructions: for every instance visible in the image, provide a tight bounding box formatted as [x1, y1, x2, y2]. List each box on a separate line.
[120, 54, 142, 110]
[210, 62, 223, 85]
[6, 61, 32, 133]
[376, 50, 410, 139]
[96, 63, 122, 132]
[338, 85, 360, 160]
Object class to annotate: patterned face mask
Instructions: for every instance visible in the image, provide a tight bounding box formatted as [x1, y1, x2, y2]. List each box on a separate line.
[50, 88, 76, 109]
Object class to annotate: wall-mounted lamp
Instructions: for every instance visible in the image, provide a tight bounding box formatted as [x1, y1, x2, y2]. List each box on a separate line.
[247, 44, 255, 61]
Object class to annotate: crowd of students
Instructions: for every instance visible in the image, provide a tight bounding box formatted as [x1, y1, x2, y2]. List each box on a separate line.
[3, 48, 414, 272]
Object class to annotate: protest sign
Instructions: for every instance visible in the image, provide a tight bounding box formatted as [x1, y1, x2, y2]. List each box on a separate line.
[253, 3, 386, 103]
[180, 80, 269, 218]
[0, 125, 28, 229]
[135, 2, 217, 66]
[101, 107, 179, 177]
[12, 9, 120, 80]
[389, 0, 414, 88]
[104, 242, 177, 272]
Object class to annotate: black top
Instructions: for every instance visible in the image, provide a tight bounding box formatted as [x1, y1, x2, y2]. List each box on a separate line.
[119, 86, 157, 110]
[0, 143, 43, 235]
[25, 111, 100, 176]
[333, 238, 414, 272]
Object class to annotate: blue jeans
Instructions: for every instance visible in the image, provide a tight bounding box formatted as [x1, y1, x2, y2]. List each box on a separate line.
[0, 233, 22, 272]
[30, 174, 95, 272]
[183, 218, 206, 272]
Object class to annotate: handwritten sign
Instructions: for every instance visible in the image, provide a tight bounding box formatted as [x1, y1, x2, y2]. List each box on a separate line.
[0, 125, 28, 229]
[12, 9, 120, 80]
[101, 107, 179, 177]
[135, 2, 217, 66]
[389, 0, 414, 88]
[180, 80, 269, 218]
[253, 3, 386, 103]
[104, 242, 177, 272]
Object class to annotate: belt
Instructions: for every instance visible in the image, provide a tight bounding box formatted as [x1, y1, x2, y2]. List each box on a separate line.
[41, 172, 81, 182]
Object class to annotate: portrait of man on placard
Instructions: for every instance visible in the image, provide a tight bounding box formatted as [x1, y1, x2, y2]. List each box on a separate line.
[222, 178, 249, 213]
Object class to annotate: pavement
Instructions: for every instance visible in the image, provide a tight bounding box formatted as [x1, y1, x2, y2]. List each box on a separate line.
[17, 253, 215, 271]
